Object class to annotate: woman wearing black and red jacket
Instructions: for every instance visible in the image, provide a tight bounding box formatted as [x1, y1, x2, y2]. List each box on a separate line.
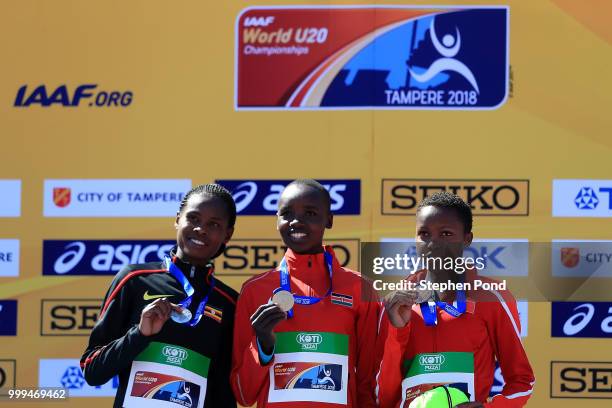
[81, 184, 238, 408]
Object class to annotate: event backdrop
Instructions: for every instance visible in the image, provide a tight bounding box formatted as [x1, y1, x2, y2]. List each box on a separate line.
[1, 0, 611, 407]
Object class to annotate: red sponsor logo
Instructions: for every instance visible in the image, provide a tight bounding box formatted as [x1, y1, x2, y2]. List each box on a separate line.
[561, 248, 580, 268]
[53, 188, 71, 208]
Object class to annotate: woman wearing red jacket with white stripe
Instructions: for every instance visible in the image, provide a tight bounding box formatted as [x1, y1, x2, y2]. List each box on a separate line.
[378, 192, 534, 408]
[231, 179, 385, 407]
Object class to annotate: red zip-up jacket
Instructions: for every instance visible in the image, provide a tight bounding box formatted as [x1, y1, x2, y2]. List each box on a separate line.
[377, 270, 534, 408]
[231, 246, 385, 407]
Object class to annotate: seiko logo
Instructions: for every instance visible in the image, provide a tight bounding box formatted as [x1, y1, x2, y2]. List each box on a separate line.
[551, 361, 612, 398]
[41, 299, 101, 336]
[219, 239, 359, 276]
[0, 360, 16, 394]
[296, 333, 323, 351]
[382, 179, 529, 216]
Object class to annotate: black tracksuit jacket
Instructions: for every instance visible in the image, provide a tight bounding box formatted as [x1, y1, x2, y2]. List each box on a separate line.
[80, 254, 238, 407]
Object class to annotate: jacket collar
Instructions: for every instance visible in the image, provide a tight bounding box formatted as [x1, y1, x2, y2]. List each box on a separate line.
[169, 247, 214, 286]
[281, 245, 339, 280]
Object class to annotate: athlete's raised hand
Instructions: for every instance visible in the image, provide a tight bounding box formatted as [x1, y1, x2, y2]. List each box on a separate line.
[250, 303, 287, 356]
[139, 298, 182, 336]
[384, 290, 420, 328]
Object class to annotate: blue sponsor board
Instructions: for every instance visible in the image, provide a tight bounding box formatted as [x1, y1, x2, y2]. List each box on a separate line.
[216, 179, 361, 215]
[552, 302, 612, 338]
[43, 240, 174, 276]
[378, 239, 528, 277]
[0, 300, 17, 336]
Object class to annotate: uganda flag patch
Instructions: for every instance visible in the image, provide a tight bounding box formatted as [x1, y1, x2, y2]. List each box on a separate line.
[204, 305, 223, 323]
[331, 292, 353, 308]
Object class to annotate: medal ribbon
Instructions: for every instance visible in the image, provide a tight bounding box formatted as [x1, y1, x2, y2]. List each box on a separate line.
[164, 256, 215, 327]
[278, 249, 333, 318]
[420, 289, 466, 326]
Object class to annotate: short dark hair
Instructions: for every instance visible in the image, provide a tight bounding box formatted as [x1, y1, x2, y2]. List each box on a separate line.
[178, 183, 237, 228]
[417, 191, 473, 233]
[286, 179, 331, 211]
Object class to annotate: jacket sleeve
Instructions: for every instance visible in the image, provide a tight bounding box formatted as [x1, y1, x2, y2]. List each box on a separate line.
[355, 278, 386, 407]
[230, 283, 271, 406]
[377, 314, 412, 408]
[483, 297, 534, 407]
[205, 302, 237, 408]
[80, 267, 151, 386]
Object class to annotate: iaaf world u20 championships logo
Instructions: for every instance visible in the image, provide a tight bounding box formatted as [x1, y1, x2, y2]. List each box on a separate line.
[236, 6, 509, 109]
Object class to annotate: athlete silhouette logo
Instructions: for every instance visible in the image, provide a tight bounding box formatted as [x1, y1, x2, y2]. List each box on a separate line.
[409, 17, 480, 93]
[177, 382, 193, 406]
[317, 366, 336, 388]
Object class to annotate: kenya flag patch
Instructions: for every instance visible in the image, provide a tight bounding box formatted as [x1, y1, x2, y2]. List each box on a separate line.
[331, 292, 353, 308]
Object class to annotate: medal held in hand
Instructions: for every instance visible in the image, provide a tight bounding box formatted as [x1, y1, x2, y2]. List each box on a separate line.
[164, 256, 215, 327]
[415, 289, 434, 304]
[277, 250, 334, 318]
[171, 307, 193, 324]
[272, 289, 295, 312]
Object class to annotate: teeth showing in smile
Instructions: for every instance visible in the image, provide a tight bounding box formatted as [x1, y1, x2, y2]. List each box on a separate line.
[190, 238, 206, 246]
[290, 232, 307, 240]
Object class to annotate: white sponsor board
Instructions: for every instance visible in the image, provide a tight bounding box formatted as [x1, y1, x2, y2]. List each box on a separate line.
[552, 240, 612, 277]
[39, 359, 118, 397]
[0, 180, 21, 217]
[44, 179, 191, 217]
[0, 239, 19, 277]
[553, 179, 612, 217]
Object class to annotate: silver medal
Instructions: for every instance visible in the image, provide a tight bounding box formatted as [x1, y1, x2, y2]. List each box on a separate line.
[272, 290, 295, 312]
[415, 289, 434, 304]
[171, 307, 192, 324]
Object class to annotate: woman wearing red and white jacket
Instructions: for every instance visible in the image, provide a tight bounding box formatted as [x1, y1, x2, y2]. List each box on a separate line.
[231, 179, 385, 407]
[378, 192, 534, 408]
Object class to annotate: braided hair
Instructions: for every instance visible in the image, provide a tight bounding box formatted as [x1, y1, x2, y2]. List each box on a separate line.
[177, 183, 236, 259]
[178, 183, 236, 227]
